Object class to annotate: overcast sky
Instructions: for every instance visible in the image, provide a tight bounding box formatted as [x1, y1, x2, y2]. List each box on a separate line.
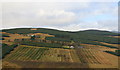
[1, 0, 119, 31]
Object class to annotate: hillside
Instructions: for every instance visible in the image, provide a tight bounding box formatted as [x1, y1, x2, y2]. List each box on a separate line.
[2, 28, 119, 45]
[1, 28, 119, 69]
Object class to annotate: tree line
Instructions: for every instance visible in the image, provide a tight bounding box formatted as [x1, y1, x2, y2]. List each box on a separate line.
[2, 43, 18, 58]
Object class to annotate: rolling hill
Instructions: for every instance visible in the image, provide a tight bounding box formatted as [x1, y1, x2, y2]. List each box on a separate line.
[1, 28, 119, 69]
[2, 28, 119, 45]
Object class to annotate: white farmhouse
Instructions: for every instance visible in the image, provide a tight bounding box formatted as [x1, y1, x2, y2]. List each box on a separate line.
[70, 46, 74, 49]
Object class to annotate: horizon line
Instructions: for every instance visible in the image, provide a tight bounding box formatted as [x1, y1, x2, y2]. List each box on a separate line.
[1, 27, 118, 32]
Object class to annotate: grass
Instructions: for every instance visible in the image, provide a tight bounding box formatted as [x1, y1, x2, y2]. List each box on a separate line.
[62, 46, 70, 49]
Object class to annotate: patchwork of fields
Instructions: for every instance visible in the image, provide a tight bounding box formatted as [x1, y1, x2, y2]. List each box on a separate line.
[1, 29, 119, 68]
[4, 45, 77, 62]
[3, 45, 118, 68]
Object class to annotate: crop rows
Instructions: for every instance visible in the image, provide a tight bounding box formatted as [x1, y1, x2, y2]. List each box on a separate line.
[5, 47, 48, 61]
[4, 45, 112, 65]
[4, 46, 73, 62]
[76, 48, 111, 65]
[40, 48, 74, 62]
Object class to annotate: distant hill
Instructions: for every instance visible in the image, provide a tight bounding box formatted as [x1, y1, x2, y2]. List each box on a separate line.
[2, 28, 118, 35]
[111, 31, 120, 34]
[2, 28, 119, 45]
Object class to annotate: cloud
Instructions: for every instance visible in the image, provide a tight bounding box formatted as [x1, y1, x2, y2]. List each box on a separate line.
[2, 9, 76, 28]
[51, 20, 117, 31]
[1, 2, 118, 31]
[2, 2, 84, 29]
[36, 9, 76, 23]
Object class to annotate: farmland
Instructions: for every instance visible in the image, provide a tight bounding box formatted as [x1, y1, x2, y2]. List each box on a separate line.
[1, 28, 119, 69]
[76, 48, 112, 64]
[3, 45, 118, 68]
[4, 45, 77, 63]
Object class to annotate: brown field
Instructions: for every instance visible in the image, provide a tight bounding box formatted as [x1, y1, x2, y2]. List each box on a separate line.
[80, 43, 117, 52]
[99, 42, 118, 48]
[2, 32, 55, 45]
[88, 51, 118, 68]
[79, 44, 118, 68]
[28, 33, 55, 37]
[2, 61, 21, 68]
[2, 33, 30, 45]
[0, 32, 11, 35]
[2, 40, 13, 45]
[109, 36, 120, 38]
[3, 34, 30, 41]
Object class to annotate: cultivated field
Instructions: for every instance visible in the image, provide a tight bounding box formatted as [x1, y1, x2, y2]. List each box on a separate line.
[3, 45, 118, 68]
[3, 45, 85, 68]
[4, 45, 79, 63]
[1, 28, 119, 69]
[80, 44, 117, 52]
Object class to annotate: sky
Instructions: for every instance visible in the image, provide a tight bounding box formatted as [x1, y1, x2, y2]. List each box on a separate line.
[0, 0, 119, 31]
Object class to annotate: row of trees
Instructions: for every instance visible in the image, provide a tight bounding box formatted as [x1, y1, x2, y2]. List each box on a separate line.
[14, 37, 79, 47]
[19, 41, 62, 48]
[104, 50, 120, 56]
[2, 43, 18, 58]
[2, 34, 9, 37]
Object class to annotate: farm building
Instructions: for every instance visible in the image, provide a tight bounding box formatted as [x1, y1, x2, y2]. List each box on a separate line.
[62, 45, 74, 49]
[70, 46, 74, 48]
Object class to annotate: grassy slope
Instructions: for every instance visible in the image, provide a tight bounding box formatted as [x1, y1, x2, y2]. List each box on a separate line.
[2, 28, 119, 45]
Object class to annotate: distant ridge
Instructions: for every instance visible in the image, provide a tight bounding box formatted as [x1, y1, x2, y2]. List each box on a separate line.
[111, 31, 120, 33]
[2, 27, 119, 46]
[2, 27, 113, 33]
